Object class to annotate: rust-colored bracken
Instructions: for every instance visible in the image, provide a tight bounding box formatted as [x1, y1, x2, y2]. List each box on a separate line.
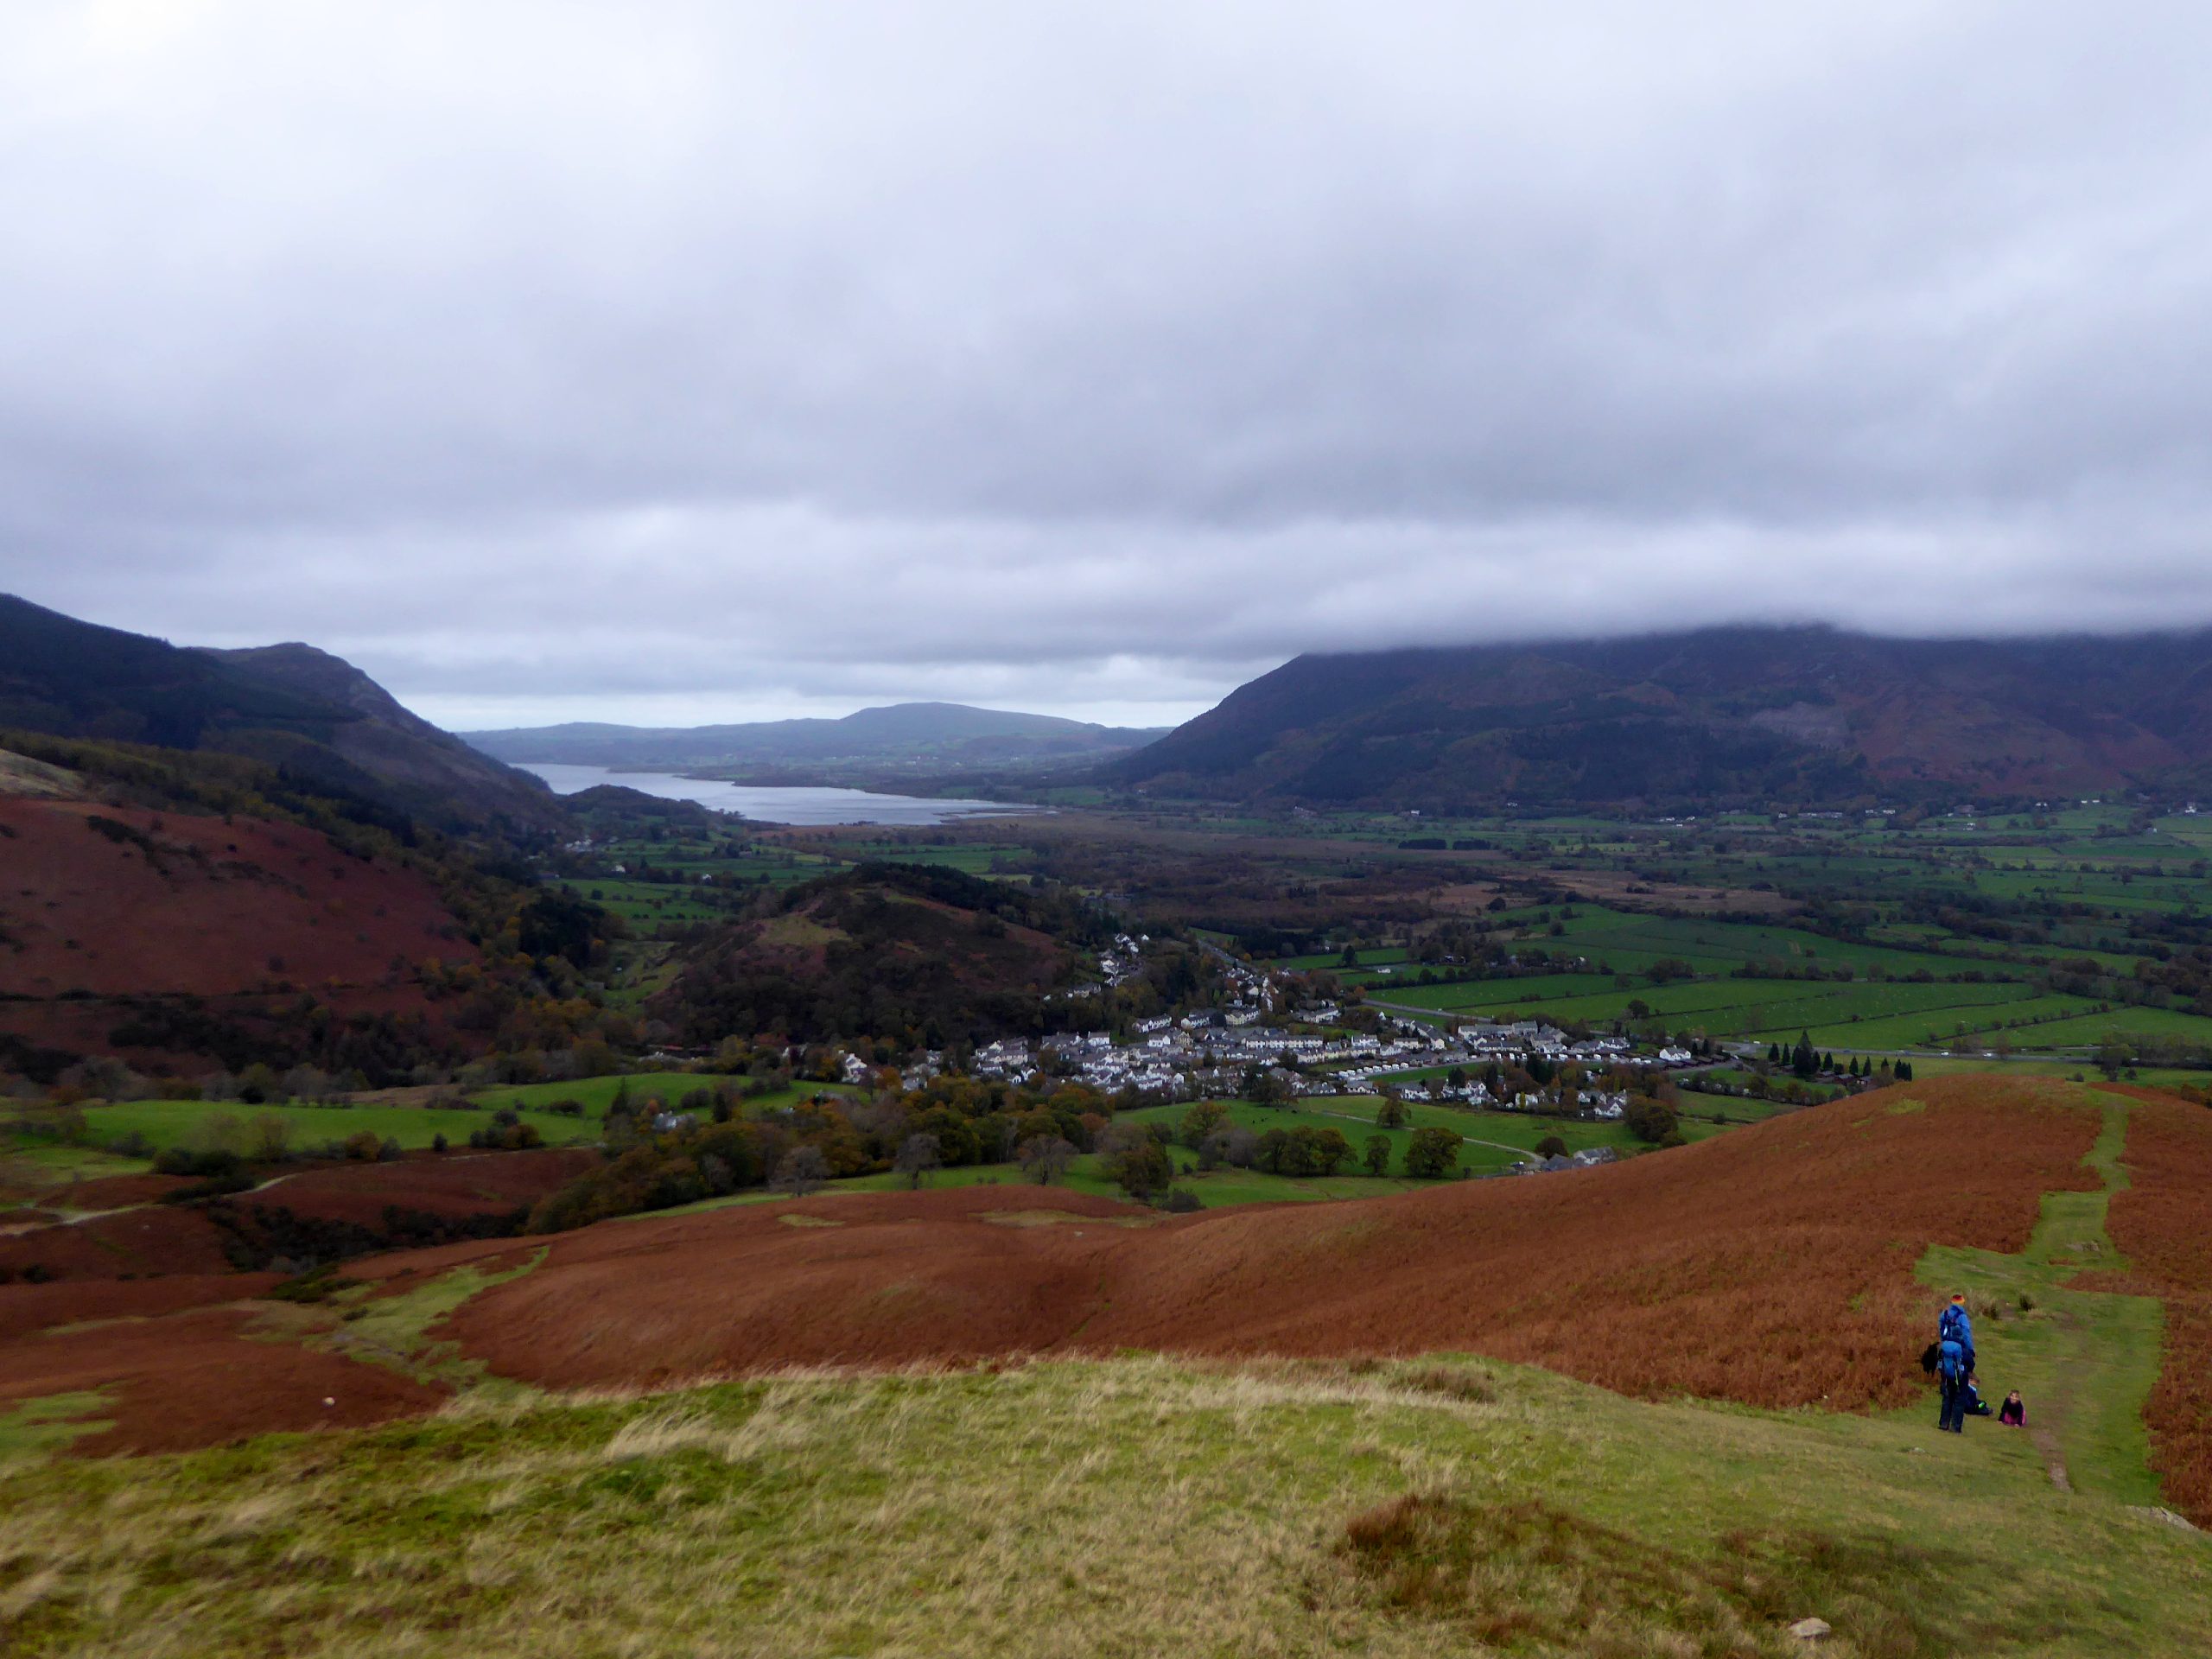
[438, 1076, 2098, 1412]
[0, 1077, 2114, 1454]
[0, 1303, 445, 1453]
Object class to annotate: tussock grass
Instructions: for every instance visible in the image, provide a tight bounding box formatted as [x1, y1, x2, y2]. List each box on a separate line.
[0, 1393, 112, 1467]
[1331, 1491, 1953, 1657]
[0, 1353, 2204, 1657]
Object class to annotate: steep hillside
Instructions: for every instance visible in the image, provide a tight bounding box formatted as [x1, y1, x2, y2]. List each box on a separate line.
[466, 700, 1166, 778]
[1104, 626, 2212, 808]
[0, 595, 558, 830]
[0, 800, 467, 1001]
[657, 861, 1103, 1046]
[208, 643, 560, 828]
[0, 797, 480, 1079]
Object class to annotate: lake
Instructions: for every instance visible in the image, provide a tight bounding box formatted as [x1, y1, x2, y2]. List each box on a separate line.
[520, 763, 1039, 826]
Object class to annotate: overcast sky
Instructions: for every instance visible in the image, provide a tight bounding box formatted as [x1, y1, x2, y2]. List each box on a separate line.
[4, 3, 2211, 731]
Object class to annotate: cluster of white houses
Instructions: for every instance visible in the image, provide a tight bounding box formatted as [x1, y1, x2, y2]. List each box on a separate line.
[894, 932, 1701, 1108]
[1098, 933, 1147, 988]
[925, 1009, 1694, 1106]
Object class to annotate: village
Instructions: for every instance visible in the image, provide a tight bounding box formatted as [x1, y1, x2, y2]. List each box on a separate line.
[884, 930, 1703, 1122]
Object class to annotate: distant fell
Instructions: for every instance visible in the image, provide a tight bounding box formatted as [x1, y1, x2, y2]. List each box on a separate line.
[465, 701, 1167, 777]
[207, 641, 558, 828]
[0, 594, 558, 830]
[1103, 625, 2212, 809]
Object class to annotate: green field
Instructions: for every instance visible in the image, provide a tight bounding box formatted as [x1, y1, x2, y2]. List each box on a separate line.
[557, 877, 736, 925]
[2012, 1007, 2212, 1047]
[1116, 1096, 1656, 1175]
[466, 1072, 855, 1116]
[804, 841, 1032, 876]
[1897, 1055, 2212, 1089]
[77, 1096, 602, 1155]
[1319, 878, 2212, 1059]
[1382, 975, 2046, 1033]
[17, 1076, 863, 1163]
[732, 1158, 1421, 1210]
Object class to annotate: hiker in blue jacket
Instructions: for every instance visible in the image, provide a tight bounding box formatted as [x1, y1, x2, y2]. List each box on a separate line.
[1936, 1294, 1976, 1433]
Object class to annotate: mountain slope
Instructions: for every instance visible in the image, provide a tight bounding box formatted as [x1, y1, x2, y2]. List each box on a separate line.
[208, 642, 558, 828]
[0, 795, 481, 1080]
[1104, 626, 2212, 808]
[465, 701, 1167, 776]
[0, 594, 557, 830]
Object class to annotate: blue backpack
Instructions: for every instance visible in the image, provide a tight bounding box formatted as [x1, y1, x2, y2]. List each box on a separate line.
[1937, 1337, 1967, 1380]
[1940, 1303, 1974, 1352]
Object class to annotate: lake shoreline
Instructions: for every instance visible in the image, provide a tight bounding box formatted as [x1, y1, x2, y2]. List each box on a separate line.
[519, 762, 1045, 826]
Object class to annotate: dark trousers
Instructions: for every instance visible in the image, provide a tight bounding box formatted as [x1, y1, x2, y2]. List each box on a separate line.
[1939, 1375, 1968, 1433]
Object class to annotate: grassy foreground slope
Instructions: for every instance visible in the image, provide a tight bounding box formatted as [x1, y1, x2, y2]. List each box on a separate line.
[5, 1077, 2210, 1656]
[2, 1353, 2207, 1657]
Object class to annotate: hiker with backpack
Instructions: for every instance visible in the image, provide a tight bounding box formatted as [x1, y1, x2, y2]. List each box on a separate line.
[1935, 1294, 1976, 1433]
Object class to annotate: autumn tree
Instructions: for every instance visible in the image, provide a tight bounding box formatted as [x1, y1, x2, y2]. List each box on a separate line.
[1623, 1096, 1680, 1145]
[1363, 1134, 1391, 1176]
[1179, 1099, 1230, 1147]
[1404, 1126, 1462, 1179]
[1305, 1126, 1353, 1176]
[1105, 1135, 1173, 1200]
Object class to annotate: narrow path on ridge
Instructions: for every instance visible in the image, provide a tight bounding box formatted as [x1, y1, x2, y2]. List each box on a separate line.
[1918, 1090, 2164, 1504]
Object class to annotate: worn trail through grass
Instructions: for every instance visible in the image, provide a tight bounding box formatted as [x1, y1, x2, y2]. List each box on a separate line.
[1917, 1092, 2166, 1507]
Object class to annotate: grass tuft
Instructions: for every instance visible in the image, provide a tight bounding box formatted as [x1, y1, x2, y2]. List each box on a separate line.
[1335, 1491, 1972, 1658]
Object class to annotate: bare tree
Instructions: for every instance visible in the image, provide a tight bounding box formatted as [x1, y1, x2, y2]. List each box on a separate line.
[774, 1145, 830, 1197]
[893, 1132, 942, 1190]
[1019, 1135, 1077, 1185]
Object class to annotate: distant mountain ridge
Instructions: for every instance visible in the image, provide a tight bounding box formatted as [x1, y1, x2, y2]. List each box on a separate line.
[0, 594, 559, 830]
[465, 702, 1168, 776]
[1103, 625, 2212, 809]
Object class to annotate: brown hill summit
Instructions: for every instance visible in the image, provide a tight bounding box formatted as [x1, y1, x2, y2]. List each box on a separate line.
[0, 594, 558, 830]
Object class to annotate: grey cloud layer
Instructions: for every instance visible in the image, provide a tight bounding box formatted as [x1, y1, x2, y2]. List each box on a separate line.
[3, 2, 2209, 727]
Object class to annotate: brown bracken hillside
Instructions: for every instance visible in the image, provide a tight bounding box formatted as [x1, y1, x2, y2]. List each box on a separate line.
[0, 798, 474, 1072]
[2, 1078, 2156, 1471]
[434, 1076, 2099, 1410]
